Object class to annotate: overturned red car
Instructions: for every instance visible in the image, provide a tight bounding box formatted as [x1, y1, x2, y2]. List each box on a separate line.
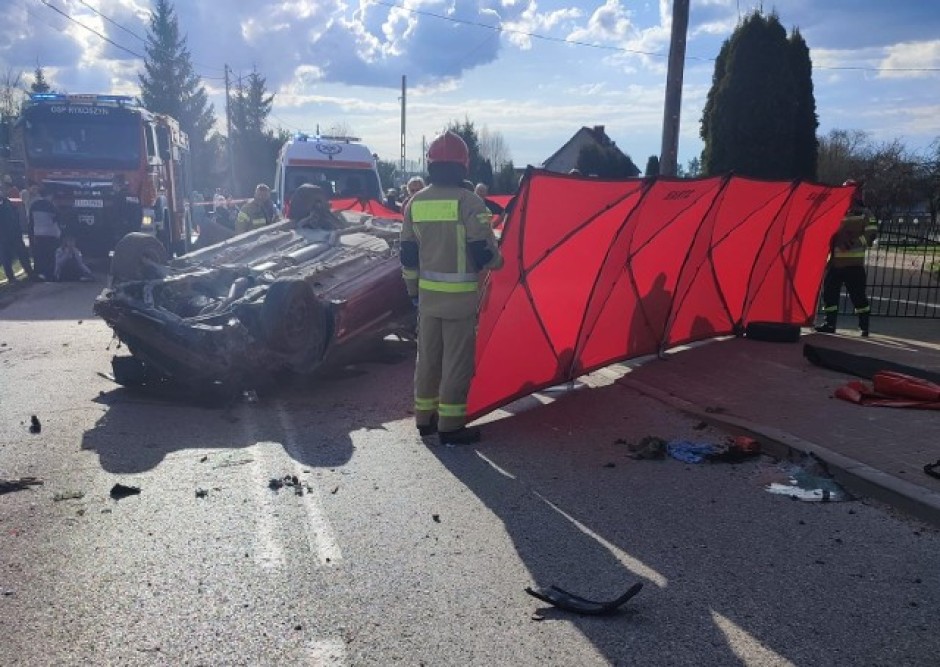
[93, 194, 413, 392]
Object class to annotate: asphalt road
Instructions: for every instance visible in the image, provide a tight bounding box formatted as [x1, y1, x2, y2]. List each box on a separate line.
[1, 278, 939, 666]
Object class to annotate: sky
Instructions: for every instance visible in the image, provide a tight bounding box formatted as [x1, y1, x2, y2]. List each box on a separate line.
[2, 0, 939, 173]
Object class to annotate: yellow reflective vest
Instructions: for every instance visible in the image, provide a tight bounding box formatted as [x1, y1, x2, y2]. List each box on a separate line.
[831, 206, 877, 268]
[401, 185, 503, 319]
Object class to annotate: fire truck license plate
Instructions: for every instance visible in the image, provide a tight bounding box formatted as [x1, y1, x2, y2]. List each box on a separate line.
[79, 215, 95, 226]
[74, 199, 104, 208]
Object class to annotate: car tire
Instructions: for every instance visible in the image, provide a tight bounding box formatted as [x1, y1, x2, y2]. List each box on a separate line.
[261, 279, 327, 362]
[111, 232, 168, 283]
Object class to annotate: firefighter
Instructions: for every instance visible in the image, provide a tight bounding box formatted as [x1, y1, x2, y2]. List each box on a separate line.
[236, 184, 280, 233]
[815, 179, 878, 336]
[401, 131, 503, 445]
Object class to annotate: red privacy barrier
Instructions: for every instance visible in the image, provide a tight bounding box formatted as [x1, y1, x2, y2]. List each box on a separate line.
[330, 197, 403, 220]
[468, 170, 854, 420]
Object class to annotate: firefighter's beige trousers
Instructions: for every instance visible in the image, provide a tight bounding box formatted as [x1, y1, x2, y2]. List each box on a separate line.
[414, 312, 477, 433]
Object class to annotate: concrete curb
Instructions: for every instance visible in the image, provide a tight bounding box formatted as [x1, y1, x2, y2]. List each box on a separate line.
[619, 376, 940, 529]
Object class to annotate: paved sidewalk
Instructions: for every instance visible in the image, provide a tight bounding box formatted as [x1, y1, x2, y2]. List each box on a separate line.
[615, 318, 940, 526]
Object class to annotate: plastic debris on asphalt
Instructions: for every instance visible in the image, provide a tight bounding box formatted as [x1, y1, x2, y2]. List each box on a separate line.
[759, 455, 853, 502]
[29, 415, 41, 434]
[0, 477, 44, 495]
[666, 440, 719, 463]
[110, 483, 141, 500]
[627, 435, 667, 460]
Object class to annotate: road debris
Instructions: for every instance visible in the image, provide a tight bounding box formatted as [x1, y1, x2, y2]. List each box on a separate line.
[195, 488, 209, 499]
[213, 458, 254, 469]
[627, 435, 667, 460]
[29, 415, 41, 434]
[110, 483, 141, 499]
[53, 490, 85, 501]
[759, 455, 852, 502]
[0, 477, 44, 495]
[666, 440, 718, 463]
[706, 436, 761, 463]
[924, 459, 940, 480]
[269, 475, 305, 495]
[432, 514, 441, 523]
[525, 582, 643, 616]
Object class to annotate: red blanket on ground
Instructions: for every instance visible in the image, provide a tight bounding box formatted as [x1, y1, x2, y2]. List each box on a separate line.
[835, 371, 940, 409]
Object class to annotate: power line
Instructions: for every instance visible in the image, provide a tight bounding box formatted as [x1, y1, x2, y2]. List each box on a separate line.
[38, 0, 144, 59]
[373, 0, 940, 73]
[36, 0, 226, 81]
[371, 0, 708, 61]
[77, 0, 144, 43]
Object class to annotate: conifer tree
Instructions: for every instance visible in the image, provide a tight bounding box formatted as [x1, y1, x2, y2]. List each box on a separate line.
[229, 68, 280, 194]
[30, 66, 51, 94]
[139, 0, 216, 190]
[700, 11, 818, 180]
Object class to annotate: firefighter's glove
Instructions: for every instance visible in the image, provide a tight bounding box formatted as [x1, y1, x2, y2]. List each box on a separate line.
[468, 240, 494, 268]
[401, 240, 419, 268]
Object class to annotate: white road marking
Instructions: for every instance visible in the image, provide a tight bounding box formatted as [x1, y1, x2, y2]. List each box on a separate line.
[248, 439, 286, 570]
[711, 610, 797, 666]
[534, 491, 669, 588]
[275, 403, 343, 566]
[475, 451, 517, 479]
[306, 638, 349, 666]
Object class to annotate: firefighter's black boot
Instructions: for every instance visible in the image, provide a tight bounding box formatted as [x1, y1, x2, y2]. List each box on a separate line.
[439, 426, 481, 445]
[814, 312, 837, 334]
[417, 414, 438, 437]
[858, 312, 870, 337]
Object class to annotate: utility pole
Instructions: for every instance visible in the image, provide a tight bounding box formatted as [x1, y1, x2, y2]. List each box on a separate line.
[400, 75, 407, 181]
[659, 0, 689, 177]
[224, 64, 237, 193]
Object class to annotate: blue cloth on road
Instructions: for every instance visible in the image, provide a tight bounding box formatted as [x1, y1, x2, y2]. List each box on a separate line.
[667, 440, 718, 464]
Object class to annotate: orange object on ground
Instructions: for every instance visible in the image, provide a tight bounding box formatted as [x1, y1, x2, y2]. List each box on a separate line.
[834, 371, 940, 409]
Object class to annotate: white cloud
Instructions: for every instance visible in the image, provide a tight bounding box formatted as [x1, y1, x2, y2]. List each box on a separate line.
[878, 39, 940, 79]
[501, 1, 581, 50]
[567, 0, 632, 45]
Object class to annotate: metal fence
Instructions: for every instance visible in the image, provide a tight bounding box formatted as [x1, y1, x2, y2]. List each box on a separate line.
[841, 217, 940, 318]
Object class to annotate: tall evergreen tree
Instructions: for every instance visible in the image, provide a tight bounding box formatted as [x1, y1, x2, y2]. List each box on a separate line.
[644, 155, 660, 177]
[138, 0, 216, 190]
[699, 11, 817, 180]
[30, 66, 51, 94]
[229, 68, 280, 194]
[788, 29, 818, 180]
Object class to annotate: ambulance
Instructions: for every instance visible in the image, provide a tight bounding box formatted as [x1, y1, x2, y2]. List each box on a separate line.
[273, 133, 383, 211]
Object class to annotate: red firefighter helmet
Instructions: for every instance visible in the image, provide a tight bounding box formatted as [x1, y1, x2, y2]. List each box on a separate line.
[427, 131, 469, 171]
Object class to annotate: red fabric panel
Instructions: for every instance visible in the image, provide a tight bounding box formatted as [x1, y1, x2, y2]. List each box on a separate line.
[330, 197, 403, 220]
[467, 170, 849, 420]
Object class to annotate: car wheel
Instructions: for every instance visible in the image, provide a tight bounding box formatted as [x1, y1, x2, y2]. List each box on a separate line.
[261, 280, 328, 362]
[111, 232, 168, 283]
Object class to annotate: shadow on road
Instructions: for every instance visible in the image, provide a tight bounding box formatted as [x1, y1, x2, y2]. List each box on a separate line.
[81, 339, 415, 474]
[426, 379, 938, 666]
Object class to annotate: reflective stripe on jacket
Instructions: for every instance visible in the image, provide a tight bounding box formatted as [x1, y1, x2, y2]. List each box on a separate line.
[831, 207, 877, 267]
[236, 200, 276, 234]
[401, 185, 503, 319]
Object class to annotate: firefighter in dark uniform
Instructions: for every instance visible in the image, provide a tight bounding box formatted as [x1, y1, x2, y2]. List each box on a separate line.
[110, 174, 142, 245]
[400, 132, 503, 445]
[815, 179, 877, 336]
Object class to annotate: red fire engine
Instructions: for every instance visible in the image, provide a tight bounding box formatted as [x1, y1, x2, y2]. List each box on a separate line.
[18, 93, 191, 256]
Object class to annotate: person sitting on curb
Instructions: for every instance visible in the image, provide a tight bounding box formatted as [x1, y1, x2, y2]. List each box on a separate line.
[54, 235, 95, 282]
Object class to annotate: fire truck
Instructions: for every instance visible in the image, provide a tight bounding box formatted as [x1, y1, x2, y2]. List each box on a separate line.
[18, 93, 191, 256]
